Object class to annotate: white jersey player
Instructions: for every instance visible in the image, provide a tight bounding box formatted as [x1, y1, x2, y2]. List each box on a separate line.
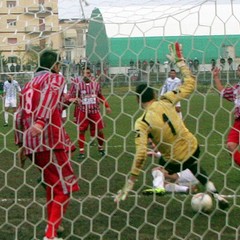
[143, 152, 199, 195]
[3, 74, 21, 126]
[144, 167, 199, 194]
[160, 69, 182, 118]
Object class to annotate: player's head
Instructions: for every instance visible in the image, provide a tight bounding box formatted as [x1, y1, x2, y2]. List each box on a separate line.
[136, 84, 155, 104]
[37, 50, 61, 73]
[169, 69, 176, 79]
[83, 67, 92, 82]
[7, 74, 13, 82]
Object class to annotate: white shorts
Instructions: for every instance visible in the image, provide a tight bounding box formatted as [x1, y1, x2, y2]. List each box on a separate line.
[176, 169, 199, 186]
[175, 101, 181, 107]
[5, 98, 17, 108]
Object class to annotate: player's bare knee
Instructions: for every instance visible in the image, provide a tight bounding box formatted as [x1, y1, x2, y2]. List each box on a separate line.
[152, 168, 164, 178]
[152, 166, 163, 172]
[175, 107, 181, 113]
[226, 142, 238, 152]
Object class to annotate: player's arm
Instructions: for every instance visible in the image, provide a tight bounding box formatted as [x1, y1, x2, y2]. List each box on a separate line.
[98, 93, 112, 114]
[114, 118, 149, 202]
[130, 120, 149, 176]
[162, 42, 196, 104]
[16, 81, 21, 92]
[3, 82, 6, 98]
[67, 77, 78, 100]
[14, 99, 27, 168]
[15, 105, 24, 146]
[212, 67, 236, 102]
[160, 81, 167, 96]
[31, 74, 65, 135]
[212, 67, 225, 92]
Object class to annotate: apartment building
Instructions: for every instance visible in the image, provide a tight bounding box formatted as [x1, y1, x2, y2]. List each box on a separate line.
[0, 0, 60, 71]
[59, 19, 88, 67]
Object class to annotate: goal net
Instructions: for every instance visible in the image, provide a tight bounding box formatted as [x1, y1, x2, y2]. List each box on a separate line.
[1, 0, 240, 239]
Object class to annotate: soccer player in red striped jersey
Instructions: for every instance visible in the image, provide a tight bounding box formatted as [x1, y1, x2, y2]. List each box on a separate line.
[213, 66, 240, 167]
[68, 67, 111, 159]
[15, 50, 79, 240]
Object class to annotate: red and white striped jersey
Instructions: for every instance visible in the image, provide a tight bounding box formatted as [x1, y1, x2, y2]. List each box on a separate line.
[221, 84, 240, 119]
[15, 71, 70, 155]
[68, 77, 103, 114]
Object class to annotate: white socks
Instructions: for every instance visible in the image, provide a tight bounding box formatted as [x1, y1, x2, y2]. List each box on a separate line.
[4, 111, 8, 123]
[165, 183, 189, 193]
[152, 169, 165, 189]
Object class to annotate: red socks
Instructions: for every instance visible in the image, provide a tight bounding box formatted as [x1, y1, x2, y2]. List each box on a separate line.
[46, 188, 70, 238]
[233, 150, 240, 166]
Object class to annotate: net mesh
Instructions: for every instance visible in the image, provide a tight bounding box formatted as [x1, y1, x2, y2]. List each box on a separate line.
[1, 0, 240, 239]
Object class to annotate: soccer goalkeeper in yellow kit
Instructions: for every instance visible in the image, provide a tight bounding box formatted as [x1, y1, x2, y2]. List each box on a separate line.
[114, 42, 229, 210]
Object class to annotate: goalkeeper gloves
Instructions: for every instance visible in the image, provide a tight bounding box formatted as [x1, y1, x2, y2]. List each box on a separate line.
[114, 179, 135, 202]
[166, 42, 185, 68]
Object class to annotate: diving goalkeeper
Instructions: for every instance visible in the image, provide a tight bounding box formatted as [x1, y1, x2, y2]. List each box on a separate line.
[114, 42, 229, 210]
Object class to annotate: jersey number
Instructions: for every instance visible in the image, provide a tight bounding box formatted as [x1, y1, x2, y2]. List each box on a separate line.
[25, 89, 33, 114]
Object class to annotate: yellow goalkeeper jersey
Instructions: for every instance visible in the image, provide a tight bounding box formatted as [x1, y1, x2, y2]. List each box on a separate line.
[131, 65, 198, 176]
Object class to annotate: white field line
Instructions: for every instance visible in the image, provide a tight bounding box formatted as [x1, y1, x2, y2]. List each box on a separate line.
[0, 193, 239, 203]
[107, 143, 222, 148]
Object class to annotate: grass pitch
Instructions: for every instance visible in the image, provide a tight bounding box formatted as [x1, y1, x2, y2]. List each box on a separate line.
[0, 85, 240, 240]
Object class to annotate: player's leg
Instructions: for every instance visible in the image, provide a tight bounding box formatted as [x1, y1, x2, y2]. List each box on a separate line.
[4, 109, 9, 126]
[151, 167, 197, 194]
[35, 150, 79, 239]
[168, 169, 199, 193]
[4, 99, 10, 126]
[142, 167, 166, 195]
[92, 112, 105, 157]
[183, 148, 229, 210]
[11, 99, 17, 122]
[89, 120, 96, 146]
[73, 104, 79, 123]
[46, 187, 70, 239]
[164, 183, 189, 193]
[78, 111, 89, 159]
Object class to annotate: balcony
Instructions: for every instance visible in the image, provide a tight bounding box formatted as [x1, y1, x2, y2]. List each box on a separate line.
[25, 25, 52, 34]
[24, 5, 52, 15]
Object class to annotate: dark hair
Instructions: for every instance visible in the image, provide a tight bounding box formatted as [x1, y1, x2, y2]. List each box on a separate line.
[170, 69, 176, 72]
[136, 84, 155, 103]
[36, 50, 60, 72]
[83, 66, 91, 71]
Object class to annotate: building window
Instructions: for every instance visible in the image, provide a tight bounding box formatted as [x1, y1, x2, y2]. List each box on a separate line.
[7, 1, 16, 7]
[8, 56, 18, 63]
[64, 38, 75, 48]
[7, 19, 16, 27]
[8, 38, 17, 44]
[66, 51, 72, 62]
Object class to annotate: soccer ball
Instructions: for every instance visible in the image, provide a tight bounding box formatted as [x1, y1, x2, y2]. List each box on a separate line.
[191, 193, 213, 212]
